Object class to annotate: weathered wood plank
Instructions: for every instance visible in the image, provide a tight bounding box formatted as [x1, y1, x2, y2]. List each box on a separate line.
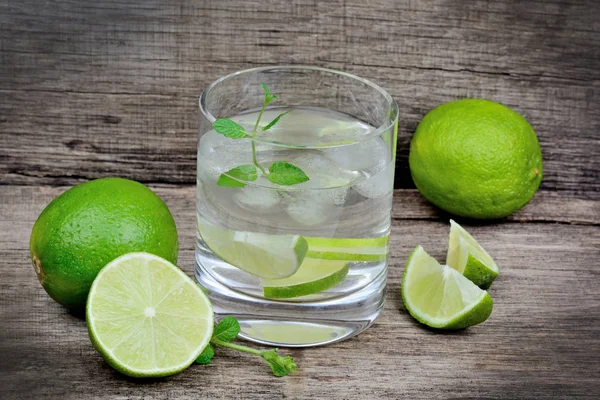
[1, 185, 599, 399]
[1, 0, 599, 198]
[2, 0, 598, 89]
[392, 187, 600, 225]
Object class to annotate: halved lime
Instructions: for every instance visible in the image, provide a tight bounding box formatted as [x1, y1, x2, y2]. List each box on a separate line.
[446, 220, 499, 289]
[262, 258, 349, 299]
[198, 221, 308, 279]
[86, 253, 214, 378]
[305, 235, 389, 262]
[401, 246, 493, 329]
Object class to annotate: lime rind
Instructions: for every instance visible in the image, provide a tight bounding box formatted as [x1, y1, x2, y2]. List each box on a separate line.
[443, 290, 493, 329]
[446, 220, 499, 289]
[463, 254, 498, 290]
[86, 252, 214, 378]
[262, 258, 349, 299]
[401, 246, 493, 329]
[305, 235, 389, 262]
[306, 235, 390, 248]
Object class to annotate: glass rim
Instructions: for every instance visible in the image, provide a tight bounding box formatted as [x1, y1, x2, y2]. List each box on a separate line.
[199, 65, 398, 146]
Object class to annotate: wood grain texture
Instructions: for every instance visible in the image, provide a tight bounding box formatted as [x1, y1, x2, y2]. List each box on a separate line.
[1, 0, 600, 398]
[1, 0, 599, 199]
[1, 185, 599, 399]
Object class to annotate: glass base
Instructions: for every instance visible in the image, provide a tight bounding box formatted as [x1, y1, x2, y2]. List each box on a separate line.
[195, 250, 386, 348]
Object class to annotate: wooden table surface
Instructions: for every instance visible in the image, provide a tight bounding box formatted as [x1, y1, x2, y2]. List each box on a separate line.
[1, 1, 599, 399]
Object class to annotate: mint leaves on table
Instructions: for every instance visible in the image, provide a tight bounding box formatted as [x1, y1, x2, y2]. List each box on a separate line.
[211, 83, 309, 188]
[196, 316, 297, 377]
[195, 343, 215, 365]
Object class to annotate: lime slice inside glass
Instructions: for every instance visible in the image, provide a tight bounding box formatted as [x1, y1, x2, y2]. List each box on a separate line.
[198, 221, 308, 279]
[262, 258, 349, 299]
[446, 220, 499, 289]
[86, 252, 214, 377]
[401, 246, 493, 329]
[305, 235, 389, 262]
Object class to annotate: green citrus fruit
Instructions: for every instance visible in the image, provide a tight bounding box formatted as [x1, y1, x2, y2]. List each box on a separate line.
[401, 246, 493, 329]
[30, 178, 178, 309]
[409, 99, 542, 219]
[87, 252, 213, 378]
[198, 220, 307, 279]
[262, 258, 349, 299]
[305, 235, 389, 262]
[446, 220, 499, 289]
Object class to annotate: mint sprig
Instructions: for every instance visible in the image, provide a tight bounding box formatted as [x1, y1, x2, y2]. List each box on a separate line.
[196, 316, 297, 377]
[211, 83, 308, 188]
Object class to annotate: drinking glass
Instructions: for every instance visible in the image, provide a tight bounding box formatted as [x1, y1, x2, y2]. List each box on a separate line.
[196, 66, 398, 347]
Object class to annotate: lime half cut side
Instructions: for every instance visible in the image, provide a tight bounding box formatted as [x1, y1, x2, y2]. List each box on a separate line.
[86, 252, 214, 378]
[446, 220, 499, 289]
[262, 258, 349, 299]
[305, 234, 389, 262]
[198, 221, 308, 279]
[401, 246, 493, 329]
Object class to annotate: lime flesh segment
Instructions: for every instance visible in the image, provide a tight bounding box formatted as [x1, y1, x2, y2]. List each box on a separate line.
[305, 235, 389, 261]
[401, 246, 493, 329]
[446, 220, 499, 289]
[86, 252, 214, 378]
[198, 222, 308, 279]
[262, 258, 349, 299]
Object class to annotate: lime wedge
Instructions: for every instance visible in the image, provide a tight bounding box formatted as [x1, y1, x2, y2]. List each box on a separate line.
[446, 220, 499, 289]
[86, 252, 214, 377]
[198, 221, 308, 279]
[305, 235, 389, 261]
[401, 246, 493, 329]
[262, 258, 349, 299]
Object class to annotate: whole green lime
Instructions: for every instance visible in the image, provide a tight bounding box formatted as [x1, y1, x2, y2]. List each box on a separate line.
[409, 99, 543, 219]
[30, 178, 178, 309]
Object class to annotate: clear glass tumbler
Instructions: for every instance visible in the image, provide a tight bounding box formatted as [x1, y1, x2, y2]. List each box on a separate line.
[196, 66, 398, 347]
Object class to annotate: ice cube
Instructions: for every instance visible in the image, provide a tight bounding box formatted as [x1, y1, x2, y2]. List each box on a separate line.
[326, 186, 349, 205]
[287, 151, 360, 191]
[197, 130, 253, 181]
[283, 191, 343, 227]
[234, 185, 281, 214]
[323, 137, 390, 172]
[353, 164, 394, 198]
[279, 151, 355, 207]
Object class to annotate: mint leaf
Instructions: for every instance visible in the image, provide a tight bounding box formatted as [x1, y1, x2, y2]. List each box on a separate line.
[261, 110, 291, 132]
[207, 316, 298, 377]
[217, 165, 258, 188]
[267, 162, 309, 186]
[260, 82, 276, 103]
[261, 349, 297, 377]
[195, 344, 214, 365]
[213, 119, 247, 139]
[217, 174, 245, 188]
[227, 165, 258, 181]
[213, 316, 240, 343]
